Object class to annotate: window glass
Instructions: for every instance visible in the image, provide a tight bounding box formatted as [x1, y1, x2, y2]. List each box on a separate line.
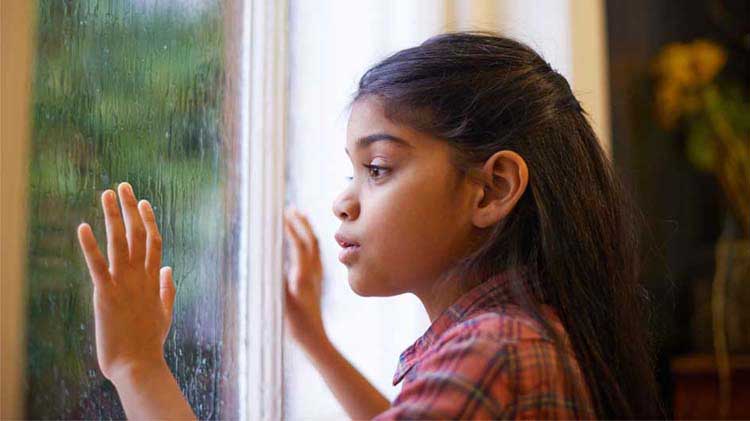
[25, 0, 238, 418]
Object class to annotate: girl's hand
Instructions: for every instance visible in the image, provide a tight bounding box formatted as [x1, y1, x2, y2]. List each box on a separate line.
[283, 207, 327, 350]
[76, 182, 176, 383]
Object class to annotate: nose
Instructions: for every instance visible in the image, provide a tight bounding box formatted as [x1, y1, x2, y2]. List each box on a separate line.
[332, 190, 359, 221]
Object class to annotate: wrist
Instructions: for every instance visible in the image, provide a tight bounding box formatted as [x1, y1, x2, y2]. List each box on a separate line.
[291, 320, 329, 350]
[303, 331, 338, 365]
[309, 327, 332, 351]
[109, 357, 169, 388]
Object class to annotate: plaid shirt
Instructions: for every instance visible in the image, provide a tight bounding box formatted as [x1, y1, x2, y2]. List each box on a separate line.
[373, 269, 596, 420]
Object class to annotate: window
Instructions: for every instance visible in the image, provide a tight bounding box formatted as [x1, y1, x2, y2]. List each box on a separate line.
[18, 0, 286, 417]
[3, 0, 609, 418]
[24, 0, 241, 418]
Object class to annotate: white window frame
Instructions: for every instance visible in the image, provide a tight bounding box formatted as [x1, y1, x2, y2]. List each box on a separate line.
[238, 0, 287, 419]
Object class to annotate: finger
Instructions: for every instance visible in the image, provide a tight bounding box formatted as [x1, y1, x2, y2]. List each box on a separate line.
[293, 210, 320, 253]
[138, 199, 162, 280]
[102, 189, 129, 274]
[118, 182, 147, 264]
[283, 210, 303, 267]
[283, 273, 291, 297]
[159, 267, 176, 316]
[77, 223, 112, 288]
[283, 277, 299, 312]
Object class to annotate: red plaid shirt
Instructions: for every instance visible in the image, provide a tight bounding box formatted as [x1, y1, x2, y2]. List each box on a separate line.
[373, 269, 596, 420]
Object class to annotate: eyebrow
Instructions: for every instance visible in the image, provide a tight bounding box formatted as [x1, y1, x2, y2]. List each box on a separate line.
[345, 133, 413, 156]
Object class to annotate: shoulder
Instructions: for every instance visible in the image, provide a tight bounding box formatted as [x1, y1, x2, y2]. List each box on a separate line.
[374, 309, 596, 420]
[440, 306, 556, 346]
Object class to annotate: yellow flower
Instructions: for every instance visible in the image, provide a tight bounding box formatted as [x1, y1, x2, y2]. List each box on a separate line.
[652, 39, 727, 89]
[691, 40, 727, 85]
[651, 39, 728, 130]
[652, 42, 696, 87]
[655, 80, 684, 130]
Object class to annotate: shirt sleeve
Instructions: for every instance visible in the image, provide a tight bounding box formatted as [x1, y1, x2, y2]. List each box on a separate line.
[372, 335, 512, 420]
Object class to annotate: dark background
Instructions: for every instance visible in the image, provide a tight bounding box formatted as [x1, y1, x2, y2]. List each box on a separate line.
[605, 0, 749, 416]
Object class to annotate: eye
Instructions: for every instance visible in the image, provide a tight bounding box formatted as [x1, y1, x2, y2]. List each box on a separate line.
[364, 164, 388, 179]
[344, 164, 389, 182]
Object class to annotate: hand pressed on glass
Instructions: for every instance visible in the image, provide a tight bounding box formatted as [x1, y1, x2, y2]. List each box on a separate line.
[283, 207, 326, 350]
[76, 182, 175, 383]
[77, 182, 194, 419]
[282, 208, 391, 418]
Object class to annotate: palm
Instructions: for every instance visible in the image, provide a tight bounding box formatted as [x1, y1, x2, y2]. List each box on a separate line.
[77, 182, 175, 381]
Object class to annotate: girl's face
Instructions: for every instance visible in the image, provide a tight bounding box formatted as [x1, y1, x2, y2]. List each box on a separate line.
[333, 97, 480, 298]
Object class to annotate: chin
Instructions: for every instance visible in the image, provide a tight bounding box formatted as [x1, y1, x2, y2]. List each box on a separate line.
[347, 271, 389, 297]
[348, 276, 374, 296]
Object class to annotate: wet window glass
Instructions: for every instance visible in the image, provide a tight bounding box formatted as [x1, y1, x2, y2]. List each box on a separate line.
[25, 0, 239, 418]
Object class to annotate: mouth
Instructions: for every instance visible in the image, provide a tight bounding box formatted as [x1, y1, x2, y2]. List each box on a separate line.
[334, 232, 360, 248]
[335, 232, 361, 264]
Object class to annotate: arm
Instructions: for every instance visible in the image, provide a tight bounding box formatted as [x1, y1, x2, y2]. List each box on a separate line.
[303, 332, 390, 419]
[110, 359, 195, 420]
[77, 182, 196, 419]
[283, 208, 390, 419]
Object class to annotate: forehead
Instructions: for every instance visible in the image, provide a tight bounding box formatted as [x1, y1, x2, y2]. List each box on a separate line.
[347, 97, 398, 136]
[345, 97, 438, 155]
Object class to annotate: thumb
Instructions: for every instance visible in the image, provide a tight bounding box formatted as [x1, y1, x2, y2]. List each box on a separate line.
[159, 266, 176, 316]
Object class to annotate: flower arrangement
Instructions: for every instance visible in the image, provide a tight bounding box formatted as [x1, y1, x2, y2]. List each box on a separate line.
[651, 39, 750, 238]
[652, 39, 750, 418]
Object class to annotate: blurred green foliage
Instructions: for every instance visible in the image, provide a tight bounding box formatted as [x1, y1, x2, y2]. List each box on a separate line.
[26, 0, 235, 418]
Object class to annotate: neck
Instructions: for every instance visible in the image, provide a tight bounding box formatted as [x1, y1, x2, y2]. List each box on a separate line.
[413, 271, 485, 322]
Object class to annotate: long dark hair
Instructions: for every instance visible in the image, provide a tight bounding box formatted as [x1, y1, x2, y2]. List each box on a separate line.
[351, 32, 662, 419]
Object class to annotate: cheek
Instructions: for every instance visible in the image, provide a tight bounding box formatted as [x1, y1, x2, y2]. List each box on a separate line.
[363, 174, 464, 289]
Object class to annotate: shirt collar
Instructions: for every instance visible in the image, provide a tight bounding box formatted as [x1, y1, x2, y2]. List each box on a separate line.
[392, 266, 526, 386]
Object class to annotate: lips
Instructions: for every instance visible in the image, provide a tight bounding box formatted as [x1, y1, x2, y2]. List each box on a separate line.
[334, 232, 360, 248]
[335, 232, 361, 264]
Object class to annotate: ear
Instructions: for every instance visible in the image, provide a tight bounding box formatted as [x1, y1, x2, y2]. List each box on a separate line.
[471, 150, 529, 229]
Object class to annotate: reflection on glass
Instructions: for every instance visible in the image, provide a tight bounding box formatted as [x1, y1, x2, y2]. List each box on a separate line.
[25, 0, 238, 418]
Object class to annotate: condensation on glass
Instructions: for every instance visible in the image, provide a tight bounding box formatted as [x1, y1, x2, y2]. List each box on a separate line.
[25, 0, 241, 418]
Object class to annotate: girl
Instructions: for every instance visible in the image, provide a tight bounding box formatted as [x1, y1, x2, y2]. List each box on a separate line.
[77, 32, 662, 419]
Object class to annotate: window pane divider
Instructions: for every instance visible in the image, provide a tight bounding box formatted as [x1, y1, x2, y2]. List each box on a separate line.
[238, 0, 288, 419]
